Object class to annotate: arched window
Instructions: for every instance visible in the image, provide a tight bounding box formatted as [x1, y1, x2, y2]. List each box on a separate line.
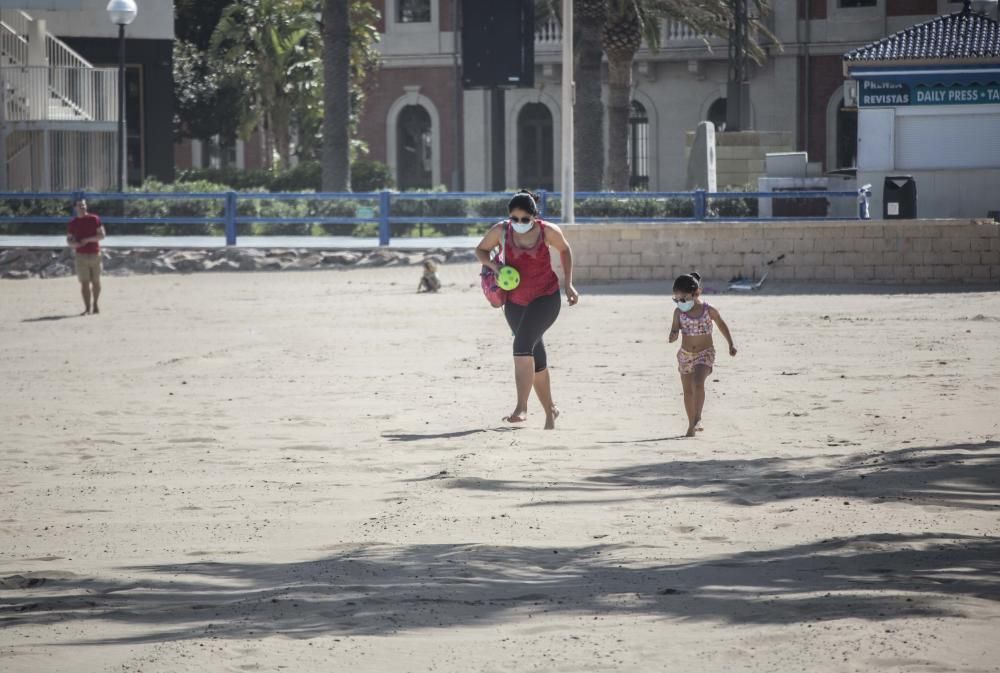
[517, 103, 554, 191]
[397, 105, 433, 190]
[628, 101, 650, 191]
[707, 98, 727, 132]
[836, 98, 858, 169]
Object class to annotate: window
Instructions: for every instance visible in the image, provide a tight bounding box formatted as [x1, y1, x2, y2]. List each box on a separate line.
[517, 103, 554, 191]
[836, 99, 858, 169]
[628, 101, 650, 191]
[839, 0, 877, 6]
[398, 0, 431, 23]
[707, 98, 727, 132]
[397, 105, 433, 190]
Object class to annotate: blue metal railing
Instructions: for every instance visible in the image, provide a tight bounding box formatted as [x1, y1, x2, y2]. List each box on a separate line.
[0, 189, 859, 247]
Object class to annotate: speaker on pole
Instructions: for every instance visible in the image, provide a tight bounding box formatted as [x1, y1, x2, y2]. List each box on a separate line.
[461, 0, 534, 89]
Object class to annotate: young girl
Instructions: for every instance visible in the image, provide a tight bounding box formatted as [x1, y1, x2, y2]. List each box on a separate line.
[668, 272, 737, 437]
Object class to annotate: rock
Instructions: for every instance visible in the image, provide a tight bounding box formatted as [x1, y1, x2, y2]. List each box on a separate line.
[321, 252, 362, 266]
[203, 259, 240, 272]
[39, 262, 72, 279]
[297, 254, 323, 268]
[0, 249, 22, 266]
[446, 250, 478, 263]
[254, 258, 284, 271]
[2, 269, 32, 279]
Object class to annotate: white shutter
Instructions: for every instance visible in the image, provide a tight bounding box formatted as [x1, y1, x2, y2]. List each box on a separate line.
[895, 113, 1000, 170]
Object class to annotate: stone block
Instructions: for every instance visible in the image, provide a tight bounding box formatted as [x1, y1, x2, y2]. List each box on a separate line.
[914, 265, 934, 279]
[835, 266, 855, 281]
[855, 265, 876, 281]
[640, 251, 662, 266]
[863, 225, 884, 238]
[853, 238, 875, 253]
[579, 254, 599, 267]
[815, 266, 835, 280]
[972, 265, 990, 279]
[962, 251, 982, 265]
[793, 265, 815, 280]
[874, 265, 896, 280]
[711, 239, 736, 254]
[611, 239, 633, 254]
[910, 238, 934, 253]
[621, 228, 642, 240]
[903, 252, 925, 266]
[589, 240, 611, 254]
[862, 252, 883, 266]
[591, 267, 611, 280]
[611, 267, 633, 280]
[598, 254, 619, 267]
[621, 253, 640, 266]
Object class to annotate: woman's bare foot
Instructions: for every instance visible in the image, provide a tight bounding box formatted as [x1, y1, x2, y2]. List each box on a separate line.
[685, 425, 697, 438]
[694, 418, 704, 432]
[504, 409, 527, 424]
[544, 405, 560, 430]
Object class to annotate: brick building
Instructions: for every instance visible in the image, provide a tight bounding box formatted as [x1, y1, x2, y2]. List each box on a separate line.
[356, 0, 978, 192]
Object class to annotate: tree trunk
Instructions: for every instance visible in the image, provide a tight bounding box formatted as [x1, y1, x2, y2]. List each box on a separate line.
[574, 6, 605, 191]
[322, 0, 351, 191]
[605, 55, 631, 191]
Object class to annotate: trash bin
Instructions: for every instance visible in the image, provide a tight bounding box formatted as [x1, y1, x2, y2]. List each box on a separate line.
[883, 176, 917, 219]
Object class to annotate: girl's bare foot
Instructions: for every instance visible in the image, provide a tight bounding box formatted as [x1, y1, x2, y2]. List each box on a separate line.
[504, 409, 527, 424]
[544, 405, 560, 430]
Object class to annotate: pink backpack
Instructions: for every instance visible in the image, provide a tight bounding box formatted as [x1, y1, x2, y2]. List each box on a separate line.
[480, 221, 509, 308]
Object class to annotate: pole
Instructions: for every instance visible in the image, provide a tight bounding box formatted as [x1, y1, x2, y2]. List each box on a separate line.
[560, 0, 574, 224]
[117, 23, 126, 193]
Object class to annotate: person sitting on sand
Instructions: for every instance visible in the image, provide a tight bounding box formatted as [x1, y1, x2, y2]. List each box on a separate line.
[66, 199, 105, 315]
[475, 190, 579, 430]
[668, 272, 737, 437]
[417, 260, 442, 293]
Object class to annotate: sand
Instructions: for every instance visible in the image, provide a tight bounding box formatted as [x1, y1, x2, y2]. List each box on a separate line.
[0, 265, 998, 673]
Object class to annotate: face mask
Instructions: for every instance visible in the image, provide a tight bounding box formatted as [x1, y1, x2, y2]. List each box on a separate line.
[676, 300, 695, 312]
[511, 218, 535, 234]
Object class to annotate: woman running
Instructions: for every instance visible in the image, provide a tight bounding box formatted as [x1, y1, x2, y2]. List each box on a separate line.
[475, 190, 579, 429]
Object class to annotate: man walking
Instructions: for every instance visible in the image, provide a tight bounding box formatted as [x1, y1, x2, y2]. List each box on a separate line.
[66, 199, 105, 315]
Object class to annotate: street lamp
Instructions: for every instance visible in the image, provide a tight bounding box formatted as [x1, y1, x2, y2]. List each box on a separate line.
[107, 0, 137, 193]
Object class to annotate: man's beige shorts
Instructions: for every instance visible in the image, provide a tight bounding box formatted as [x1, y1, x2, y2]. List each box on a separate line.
[75, 253, 102, 283]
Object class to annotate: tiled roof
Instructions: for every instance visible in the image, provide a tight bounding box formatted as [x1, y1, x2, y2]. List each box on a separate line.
[844, 9, 1000, 63]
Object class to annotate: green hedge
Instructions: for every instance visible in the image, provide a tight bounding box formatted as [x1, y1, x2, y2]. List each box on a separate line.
[176, 158, 394, 194]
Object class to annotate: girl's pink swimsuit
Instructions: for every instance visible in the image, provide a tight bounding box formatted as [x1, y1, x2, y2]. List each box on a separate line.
[677, 303, 716, 374]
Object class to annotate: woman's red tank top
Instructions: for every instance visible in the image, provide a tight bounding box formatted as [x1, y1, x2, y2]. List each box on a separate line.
[505, 219, 561, 306]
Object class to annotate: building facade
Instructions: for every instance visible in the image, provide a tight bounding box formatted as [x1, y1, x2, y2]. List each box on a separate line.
[357, 0, 974, 193]
[1, 0, 173, 190]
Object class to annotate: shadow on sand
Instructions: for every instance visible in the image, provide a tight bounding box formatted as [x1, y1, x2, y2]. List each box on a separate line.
[1, 532, 996, 644]
[443, 440, 1000, 511]
[20, 314, 82, 323]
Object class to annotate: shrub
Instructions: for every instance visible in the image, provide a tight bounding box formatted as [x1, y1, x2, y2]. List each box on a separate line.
[351, 159, 394, 193]
[390, 188, 468, 237]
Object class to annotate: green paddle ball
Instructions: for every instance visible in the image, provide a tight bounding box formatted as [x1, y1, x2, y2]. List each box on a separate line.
[497, 265, 521, 291]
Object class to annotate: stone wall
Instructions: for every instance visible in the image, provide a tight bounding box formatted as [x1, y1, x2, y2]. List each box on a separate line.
[559, 219, 1000, 284]
[0, 247, 477, 280]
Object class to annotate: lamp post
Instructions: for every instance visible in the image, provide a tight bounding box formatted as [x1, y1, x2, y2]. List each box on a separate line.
[107, 0, 137, 193]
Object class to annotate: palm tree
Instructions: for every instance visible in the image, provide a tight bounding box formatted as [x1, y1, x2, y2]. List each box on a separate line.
[322, 0, 351, 191]
[602, 0, 773, 190]
[211, 0, 319, 169]
[574, 0, 608, 192]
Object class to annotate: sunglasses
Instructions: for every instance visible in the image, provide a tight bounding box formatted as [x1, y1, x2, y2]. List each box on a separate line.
[510, 216, 533, 224]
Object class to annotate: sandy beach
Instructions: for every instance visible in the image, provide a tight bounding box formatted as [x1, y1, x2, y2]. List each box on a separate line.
[1, 265, 998, 672]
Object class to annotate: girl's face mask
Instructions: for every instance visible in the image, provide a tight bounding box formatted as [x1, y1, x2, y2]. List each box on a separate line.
[675, 299, 696, 312]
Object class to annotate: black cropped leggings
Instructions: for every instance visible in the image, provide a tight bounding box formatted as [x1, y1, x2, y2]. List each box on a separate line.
[504, 290, 561, 372]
